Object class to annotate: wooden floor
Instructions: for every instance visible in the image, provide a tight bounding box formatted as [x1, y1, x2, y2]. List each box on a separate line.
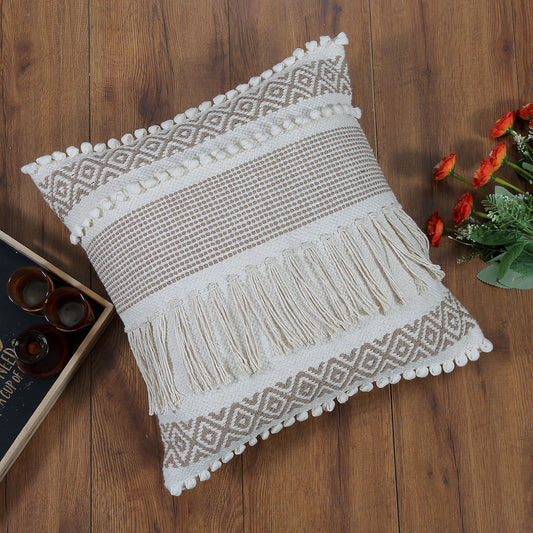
[1, 1, 532, 531]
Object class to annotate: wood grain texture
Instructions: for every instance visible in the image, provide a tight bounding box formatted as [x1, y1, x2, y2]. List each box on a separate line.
[1, 0, 532, 531]
[1, 2, 91, 532]
[513, 0, 533, 104]
[371, 0, 533, 531]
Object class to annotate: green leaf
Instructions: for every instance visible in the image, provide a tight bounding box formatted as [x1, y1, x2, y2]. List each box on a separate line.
[494, 185, 515, 198]
[477, 264, 508, 288]
[498, 242, 525, 279]
[477, 263, 533, 289]
[523, 162, 533, 173]
[469, 226, 520, 246]
[509, 243, 533, 275]
[499, 268, 533, 289]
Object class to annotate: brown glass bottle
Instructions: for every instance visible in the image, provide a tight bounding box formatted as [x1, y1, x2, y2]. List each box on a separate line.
[13, 324, 70, 378]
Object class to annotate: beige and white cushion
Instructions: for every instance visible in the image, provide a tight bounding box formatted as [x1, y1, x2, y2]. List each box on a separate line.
[23, 33, 492, 496]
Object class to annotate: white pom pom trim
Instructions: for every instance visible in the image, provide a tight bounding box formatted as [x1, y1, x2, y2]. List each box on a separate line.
[36, 155, 53, 166]
[198, 101, 212, 112]
[52, 151, 67, 161]
[80, 142, 93, 154]
[66, 146, 80, 157]
[120, 134, 134, 146]
[169, 338, 492, 497]
[199, 470, 211, 482]
[107, 138, 121, 149]
[161, 120, 175, 130]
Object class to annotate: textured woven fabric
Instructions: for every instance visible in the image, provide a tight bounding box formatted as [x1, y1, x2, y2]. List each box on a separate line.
[23, 33, 492, 496]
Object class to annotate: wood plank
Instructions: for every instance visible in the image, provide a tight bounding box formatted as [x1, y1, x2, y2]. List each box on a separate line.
[513, 0, 533, 104]
[371, 0, 532, 530]
[229, 2, 398, 531]
[1, 1, 91, 531]
[510, 2, 533, 530]
[88, 1, 243, 531]
[0, 480, 5, 530]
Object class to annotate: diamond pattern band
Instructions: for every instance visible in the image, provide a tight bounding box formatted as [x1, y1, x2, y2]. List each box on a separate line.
[160, 292, 476, 468]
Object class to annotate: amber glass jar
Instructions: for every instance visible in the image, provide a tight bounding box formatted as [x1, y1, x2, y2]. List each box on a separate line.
[44, 287, 95, 332]
[7, 266, 54, 312]
[14, 324, 70, 378]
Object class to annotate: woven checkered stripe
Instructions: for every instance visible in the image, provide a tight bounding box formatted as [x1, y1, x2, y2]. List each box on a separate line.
[34, 56, 350, 219]
[159, 292, 476, 468]
[86, 125, 390, 313]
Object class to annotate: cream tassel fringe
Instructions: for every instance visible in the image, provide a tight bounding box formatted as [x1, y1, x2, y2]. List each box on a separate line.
[356, 223, 407, 304]
[337, 227, 393, 313]
[283, 250, 343, 333]
[173, 301, 217, 393]
[301, 243, 352, 326]
[127, 316, 183, 415]
[246, 266, 301, 353]
[381, 208, 444, 281]
[191, 293, 233, 386]
[321, 234, 378, 318]
[128, 204, 444, 414]
[209, 283, 262, 375]
[265, 258, 326, 343]
[226, 276, 263, 371]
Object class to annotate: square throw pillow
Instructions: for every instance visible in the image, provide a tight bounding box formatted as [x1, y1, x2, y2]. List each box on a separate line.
[22, 33, 492, 496]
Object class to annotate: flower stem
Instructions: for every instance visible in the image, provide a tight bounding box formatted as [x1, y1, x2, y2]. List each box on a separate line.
[506, 160, 533, 182]
[451, 172, 488, 193]
[474, 211, 489, 219]
[451, 172, 472, 186]
[494, 177, 526, 194]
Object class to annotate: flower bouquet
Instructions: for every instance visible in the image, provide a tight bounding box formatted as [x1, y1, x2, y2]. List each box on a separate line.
[426, 104, 533, 289]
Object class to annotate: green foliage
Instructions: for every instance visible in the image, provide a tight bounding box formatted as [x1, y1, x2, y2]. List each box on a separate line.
[497, 242, 525, 279]
[477, 263, 533, 289]
[469, 226, 520, 246]
[456, 188, 533, 288]
[510, 242, 533, 275]
[481, 190, 533, 230]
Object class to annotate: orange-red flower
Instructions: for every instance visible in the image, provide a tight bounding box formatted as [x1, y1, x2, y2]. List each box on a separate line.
[433, 153, 456, 181]
[472, 158, 494, 188]
[425, 212, 444, 247]
[517, 103, 533, 121]
[489, 141, 507, 171]
[490, 110, 515, 138]
[453, 192, 474, 225]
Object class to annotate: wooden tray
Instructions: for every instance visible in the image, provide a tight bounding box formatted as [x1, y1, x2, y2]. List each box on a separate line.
[0, 230, 114, 480]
